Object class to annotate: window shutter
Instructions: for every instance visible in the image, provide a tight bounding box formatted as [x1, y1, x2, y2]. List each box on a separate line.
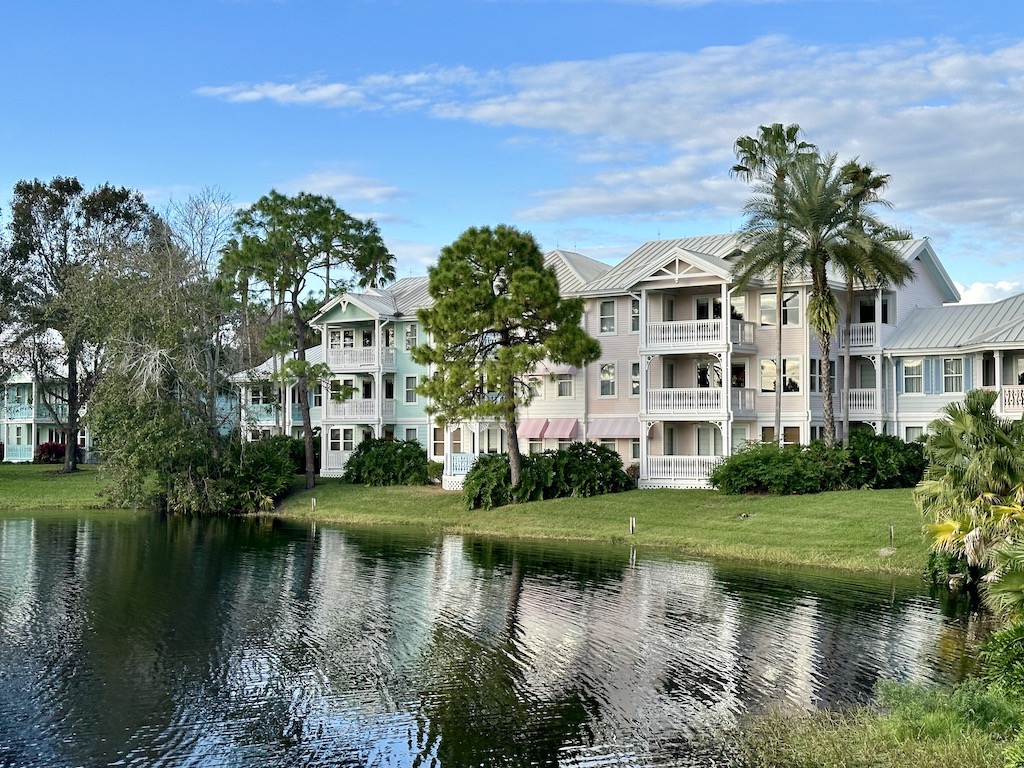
[963, 356, 973, 391]
[895, 359, 904, 395]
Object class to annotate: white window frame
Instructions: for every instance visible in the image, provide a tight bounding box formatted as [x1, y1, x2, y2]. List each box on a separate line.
[405, 376, 418, 403]
[760, 358, 800, 393]
[903, 358, 923, 394]
[631, 362, 641, 397]
[405, 427, 418, 442]
[599, 300, 616, 334]
[404, 322, 418, 352]
[759, 291, 801, 326]
[600, 363, 617, 397]
[631, 438, 640, 460]
[809, 359, 836, 394]
[342, 329, 355, 348]
[905, 426, 925, 442]
[630, 298, 640, 333]
[943, 358, 963, 393]
[557, 374, 574, 398]
[695, 296, 722, 321]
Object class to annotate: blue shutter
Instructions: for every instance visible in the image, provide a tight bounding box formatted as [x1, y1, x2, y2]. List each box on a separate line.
[963, 356, 973, 391]
[895, 359, 904, 395]
[923, 358, 934, 394]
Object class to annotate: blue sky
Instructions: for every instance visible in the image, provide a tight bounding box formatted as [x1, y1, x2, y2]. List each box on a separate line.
[3, 1, 1023, 302]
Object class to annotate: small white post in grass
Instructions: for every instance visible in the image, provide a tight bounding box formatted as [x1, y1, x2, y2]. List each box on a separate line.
[312, 497, 317, 511]
[629, 517, 636, 535]
[889, 525, 894, 548]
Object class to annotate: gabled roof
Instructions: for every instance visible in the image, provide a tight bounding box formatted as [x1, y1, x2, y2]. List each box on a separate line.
[311, 276, 432, 325]
[544, 249, 612, 294]
[231, 345, 324, 382]
[579, 234, 742, 295]
[885, 292, 1024, 352]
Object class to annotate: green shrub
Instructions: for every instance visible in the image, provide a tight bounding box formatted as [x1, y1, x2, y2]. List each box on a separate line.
[462, 442, 633, 510]
[261, 434, 318, 474]
[342, 438, 429, 486]
[982, 620, 1024, 695]
[219, 438, 297, 514]
[427, 460, 443, 484]
[33, 441, 83, 465]
[847, 431, 926, 489]
[709, 442, 811, 494]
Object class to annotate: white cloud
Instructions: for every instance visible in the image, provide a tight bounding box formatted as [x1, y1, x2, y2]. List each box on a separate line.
[954, 280, 1024, 304]
[280, 171, 403, 206]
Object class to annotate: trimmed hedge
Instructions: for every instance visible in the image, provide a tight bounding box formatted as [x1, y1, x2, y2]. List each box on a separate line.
[342, 438, 430, 486]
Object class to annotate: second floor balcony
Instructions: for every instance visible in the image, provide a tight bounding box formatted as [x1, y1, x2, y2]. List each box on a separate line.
[326, 347, 397, 371]
[645, 387, 756, 417]
[840, 323, 895, 349]
[645, 319, 755, 351]
[324, 398, 396, 421]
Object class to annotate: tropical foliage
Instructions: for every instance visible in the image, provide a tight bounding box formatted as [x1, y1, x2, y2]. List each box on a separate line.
[341, 438, 430, 486]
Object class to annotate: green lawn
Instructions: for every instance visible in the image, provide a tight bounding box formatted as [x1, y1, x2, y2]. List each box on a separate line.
[277, 480, 930, 574]
[0, 462, 109, 510]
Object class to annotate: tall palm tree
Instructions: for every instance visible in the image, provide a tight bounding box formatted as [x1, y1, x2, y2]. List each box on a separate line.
[730, 123, 816, 445]
[835, 160, 914, 446]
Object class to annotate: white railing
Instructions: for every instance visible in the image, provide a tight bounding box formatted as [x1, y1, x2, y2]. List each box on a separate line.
[646, 455, 723, 480]
[1002, 385, 1024, 413]
[324, 399, 396, 420]
[841, 323, 876, 347]
[4, 403, 32, 420]
[448, 452, 476, 476]
[326, 347, 397, 369]
[647, 320, 723, 348]
[847, 388, 877, 413]
[3, 444, 33, 462]
[323, 450, 353, 471]
[647, 388, 723, 414]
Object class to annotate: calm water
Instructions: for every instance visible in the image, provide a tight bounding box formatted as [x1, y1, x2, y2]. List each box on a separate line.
[0, 512, 979, 767]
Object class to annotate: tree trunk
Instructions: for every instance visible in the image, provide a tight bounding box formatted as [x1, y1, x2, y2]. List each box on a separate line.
[820, 331, 836, 447]
[291, 291, 317, 491]
[774, 264, 783, 446]
[506, 416, 522, 488]
[62, 342, 80, 473]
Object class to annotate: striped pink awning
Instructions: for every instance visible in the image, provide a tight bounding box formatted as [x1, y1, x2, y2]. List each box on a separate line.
[544, 418, 579, 439]
[517, 418, 548, 438]
[588, 417, 640, 439]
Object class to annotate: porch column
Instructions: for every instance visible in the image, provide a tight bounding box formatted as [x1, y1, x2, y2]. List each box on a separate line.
[721, 283, 732, 456]
[996, 350, 1005, 416]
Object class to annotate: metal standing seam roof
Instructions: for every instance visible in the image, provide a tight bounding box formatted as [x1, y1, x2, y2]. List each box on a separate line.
[579, 234, 742, 294]
[545, 249, 613, 294]
[884, 292, 1024, 352]
[232, 345, 325, 381]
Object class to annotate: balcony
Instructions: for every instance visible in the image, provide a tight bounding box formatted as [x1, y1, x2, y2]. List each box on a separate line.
[645, 319, 755, 351]
[3, 444, 33, 462]
[35, 402, 69, 421]
[290, 404, 323, 423]
[1000, 385, 1024, 413]
[324, 399, 396, 421]
[847, 388, 878, 414]
[646, 387, 756, 416]
[243, 403, 278, 422]
[323, 449, 354, 474]
[840, 323, 895, 349]
[326, 347, 397, 370]
[4, 403, 33, 420]
[643, 455, 723, 488]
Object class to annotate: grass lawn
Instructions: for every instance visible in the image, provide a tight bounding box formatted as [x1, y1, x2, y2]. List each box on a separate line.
[277, 481, 930, 574]
[0, 462, 110, 511]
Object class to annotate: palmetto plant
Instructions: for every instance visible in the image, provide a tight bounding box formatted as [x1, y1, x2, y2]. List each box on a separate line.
[917, 389, 1024, 587]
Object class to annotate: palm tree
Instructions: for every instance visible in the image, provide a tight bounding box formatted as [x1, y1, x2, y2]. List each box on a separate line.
[917, 388, 1024, 590]
[730, 123, 817, 445]
[835, 160, 914, 446]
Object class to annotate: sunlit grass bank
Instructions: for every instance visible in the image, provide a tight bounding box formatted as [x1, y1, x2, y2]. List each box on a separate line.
[0, 462, 108, 510]
[277, 482, 929, 574]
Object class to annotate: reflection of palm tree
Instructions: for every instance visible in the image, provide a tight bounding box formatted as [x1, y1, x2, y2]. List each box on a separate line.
[731, 123, 816, 445]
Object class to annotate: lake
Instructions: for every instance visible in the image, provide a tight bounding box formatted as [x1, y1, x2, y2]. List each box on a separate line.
[0, 512, 979, 767]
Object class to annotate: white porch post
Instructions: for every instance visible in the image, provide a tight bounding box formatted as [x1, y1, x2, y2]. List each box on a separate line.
[996, 350, 1005, 415]
[722, 283, 732, 456]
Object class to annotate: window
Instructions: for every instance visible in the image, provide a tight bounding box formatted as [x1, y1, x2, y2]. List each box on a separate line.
[631, 362, 641, 396]
[730, 296, 747, 322]
[328, 329, 342, 349]
[384, 378, 395, 400]
[557, 374, 573, 398]
[760, 358, 800, 393]
[600, 438, 617, 451]
[599, 300, 616, 333]
[630, 299, 640, 332]
[362, 330, 373, 347]
[696, 361, 722, 388]
[362, 379, 373, 399]
[433, 427, 445, 456]
[943, 358, 963, 393]
[858, 297, 890, 324]
[600, 363, 616, 396]
[451, 428, 462, 454]
[903, 358, 923, 393]
[250, 385, 275, 405]
[482, 427, 503, 454]
[383, 327, 396, 348]
[558, 438, 572, 450]
[329, 427, 342, 452]
[809, 359, 836, 393]
[313, 386, 322, 407]
[761, 426, 800, 446]
[343, 428, 355, 451]
[631, 438, 641, 460]
[759, 291, 800, 326]
[695, 296, 722, 321]
[405, 376, 418, 403]
[528, 377, 542, 399]
[731, 364, 746, 388]
[905, 426, 924, 442]
[528, 439, 544, 454]
[343, 329, 355, 348]
[15, 426, 23, 445]
[404, 322, 418, 351]
[405, 428, 418, 442]
[697, 425, 723, 456]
